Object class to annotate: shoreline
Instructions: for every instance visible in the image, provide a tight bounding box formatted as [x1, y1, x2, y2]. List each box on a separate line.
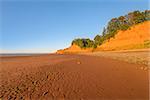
[1, 48, 149, 66]
[0, 53, 50, 57]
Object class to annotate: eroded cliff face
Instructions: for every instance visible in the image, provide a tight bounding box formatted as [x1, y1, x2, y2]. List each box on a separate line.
[57, 21, 150, 54]
[56, 44, 93, 54]
[96, 21, 150, 51]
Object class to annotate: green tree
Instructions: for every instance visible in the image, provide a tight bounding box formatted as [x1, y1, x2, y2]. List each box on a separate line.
[84, 39, 95, 48]
[72, 38, 95, 48]
[72, 39, 84, 48]
[144, 10, 150, 20]
[102, 27, 106, 36]
[94, 35, 103, 46]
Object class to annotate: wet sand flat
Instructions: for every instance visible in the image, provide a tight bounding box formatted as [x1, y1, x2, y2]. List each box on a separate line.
[84, 49, 150, 66]
[0, 54, 149, 100]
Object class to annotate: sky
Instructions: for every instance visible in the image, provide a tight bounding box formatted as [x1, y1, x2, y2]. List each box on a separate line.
[0, 0, 149, 53]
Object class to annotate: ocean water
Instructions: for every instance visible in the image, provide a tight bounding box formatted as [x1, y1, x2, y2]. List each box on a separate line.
[0, 53, 48, 57]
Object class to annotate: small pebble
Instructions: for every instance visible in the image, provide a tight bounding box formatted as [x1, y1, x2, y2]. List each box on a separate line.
[43, 91, 49, 96]
[77, 61, 81, 64]
[140, 67, 144, 70]
[143, 67, 148, 71]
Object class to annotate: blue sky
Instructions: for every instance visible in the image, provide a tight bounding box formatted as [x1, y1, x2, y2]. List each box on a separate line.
[1, 0, 149, 53]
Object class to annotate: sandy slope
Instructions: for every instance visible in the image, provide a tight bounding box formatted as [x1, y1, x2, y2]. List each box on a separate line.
[0, 54, 149, 100]
[97, 21, 150, 51]
[57, 44, 93, 54]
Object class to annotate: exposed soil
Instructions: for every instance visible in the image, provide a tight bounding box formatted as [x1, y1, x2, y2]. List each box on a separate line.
[98, 21, 150, 51]
[0, 54, 149, 100]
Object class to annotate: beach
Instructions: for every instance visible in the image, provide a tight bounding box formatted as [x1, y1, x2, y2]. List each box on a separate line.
[83, 49, 150, 66]
[0, 54, 149, 99]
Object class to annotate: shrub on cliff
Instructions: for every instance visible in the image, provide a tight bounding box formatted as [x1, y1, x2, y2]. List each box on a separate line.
[94, 35, 104, 46]
[72, 38, 95, 48]
[96, 10, 150, 46]
[105, 10, 150, 40]
[72, 39, 85, 48]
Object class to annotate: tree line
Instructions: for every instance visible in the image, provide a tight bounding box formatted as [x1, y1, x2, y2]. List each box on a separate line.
[71, 10, 150, 49]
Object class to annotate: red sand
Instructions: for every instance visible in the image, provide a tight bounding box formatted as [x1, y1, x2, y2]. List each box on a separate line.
[0, 54, 149, 99]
